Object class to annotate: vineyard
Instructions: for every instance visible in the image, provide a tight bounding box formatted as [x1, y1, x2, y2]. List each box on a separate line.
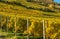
[0, 0, 60, 39]
[0, 14, 60, 39]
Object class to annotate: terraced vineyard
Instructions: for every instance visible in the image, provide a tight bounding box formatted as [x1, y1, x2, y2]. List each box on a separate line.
[0, 0, 60, 39]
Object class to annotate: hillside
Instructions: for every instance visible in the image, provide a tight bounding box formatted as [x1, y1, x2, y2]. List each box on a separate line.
[0, 0, 60, 39]
[0, 0, 60, 18]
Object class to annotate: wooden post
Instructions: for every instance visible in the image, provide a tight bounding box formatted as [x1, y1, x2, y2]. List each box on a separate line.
[43, 20, 45, 39]
[27, 19, 29, 39]
[14, 15, 17, 39]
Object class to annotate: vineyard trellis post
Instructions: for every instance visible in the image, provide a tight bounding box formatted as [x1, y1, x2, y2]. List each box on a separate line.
[43, 20, 45, 39]
[27, 19, 29, 39]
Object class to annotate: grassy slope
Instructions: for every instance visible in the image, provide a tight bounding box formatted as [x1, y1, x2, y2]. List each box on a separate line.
[0, 0, 60, 20]
[0, 1, 60, 39]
